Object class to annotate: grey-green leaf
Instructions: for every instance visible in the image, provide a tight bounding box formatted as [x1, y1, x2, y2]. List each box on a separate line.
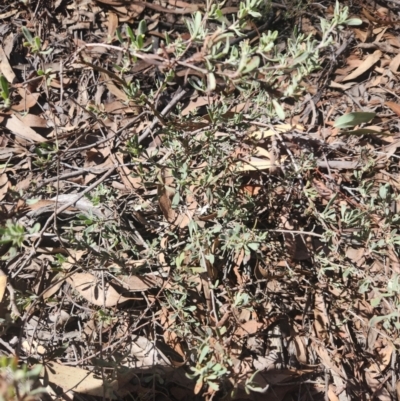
[334, 112, 376, 129]
[272, 99, 285, 120]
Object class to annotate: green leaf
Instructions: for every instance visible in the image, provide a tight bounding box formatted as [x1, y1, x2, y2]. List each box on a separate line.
[345, 18, 363, 26]
[333, 112, 376, 129]
[126, 25, 136, 42]
[116, 28, 123, 44]
[198, 345, 209, 363]
[272, 99, 285, 120]
[207, 72, 216, 92]
[21, 26, 33, 44]
[137, 20, 147, 36]
[242, 56, 260, 74]
[0, 75, 9, 98]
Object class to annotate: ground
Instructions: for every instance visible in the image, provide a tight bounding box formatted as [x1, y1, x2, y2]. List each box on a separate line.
[1, 0, 400, 400]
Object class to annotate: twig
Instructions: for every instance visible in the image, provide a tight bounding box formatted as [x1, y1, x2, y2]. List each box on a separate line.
[268, 229, 324, 238]
[138, 87, 188, 143]
[64, 112, 146, 153]
[11, 167, 116, 279]
[6, 280, 21, 318]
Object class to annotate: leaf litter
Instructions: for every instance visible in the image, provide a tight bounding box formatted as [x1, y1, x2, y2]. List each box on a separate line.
[1, 0, 400, 400]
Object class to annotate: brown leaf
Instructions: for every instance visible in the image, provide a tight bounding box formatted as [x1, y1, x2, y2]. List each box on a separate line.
[0, 47, 16, 83]
[234, 320, 262, 336]
[67, 272, 131, 307]
[314, 291, 329, 341]
[159, 189, 176, 222]
[293, 336, 308, 364]
[107, 11, 119, 40]
[12, 88, 40, 111]
[42, 362, 119, 398]
[0, 270, 7, 302]
[389, 53, 400, 73]
[342, 50, 382, 81]
[119, 274, 163, 292]
[17, 114, 48, 128]
[0, 173, 8, 201]
[115, 152, 142, 189]
[43, 273, 65, 300]
[385, 101, 400, 117]
[3, 115, 46, 143]
[100, 72, 128, 101]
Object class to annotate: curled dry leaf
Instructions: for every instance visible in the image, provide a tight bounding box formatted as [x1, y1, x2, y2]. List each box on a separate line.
[67, 272, 131, 307]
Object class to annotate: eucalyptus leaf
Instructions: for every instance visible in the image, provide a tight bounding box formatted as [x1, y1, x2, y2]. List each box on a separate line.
[333, 112, 376, 129]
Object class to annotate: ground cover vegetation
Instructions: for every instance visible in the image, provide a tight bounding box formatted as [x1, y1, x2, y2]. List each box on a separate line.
[0, 0, 400, 399]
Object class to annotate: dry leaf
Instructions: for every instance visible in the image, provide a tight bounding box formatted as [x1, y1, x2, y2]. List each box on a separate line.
[0, 271, 7, 302]
[42, 273, 65, 300]
[293, 336, 308, 364]
[0, 173, 8, 201]
[42, 362, 119, 398]
[120, 274, 163, 292]
[17, 114, 48, 128]
[107, 11, 119, 39]
[385, 101, 400, 117]
[12, 88, 40, 111]
[4, 115, 46, 143]
[389, 53, 400, 73]
[342, 50, 382, 82]
[328, 384, 340, 401]
[182, 96, 210, 116]
[314, 291, 329, 340]
[67, 272, 131, 307]
[122, 336, 171, 368]
[234, 320, 262, 336]
[0, 47, 16, 83]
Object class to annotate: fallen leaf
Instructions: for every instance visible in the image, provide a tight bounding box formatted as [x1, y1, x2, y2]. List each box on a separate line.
[17, 114, 48, 128]
[234, 320, 262, 336]
[4, 115, 46, 143]
[120, 274, 163, 292]
[0, 271, 7, 302]
[12, 88, 40, 111]
[314, 291, 329, 340]
[0, 173, 8, 201]
[0, 47, 16, 83]
[67, 272, 131, 307]
[342, 50, 382, 82]
[389, 53, 400, 73]
[122, 336, 171, 368]
[107, 11, 119, 40]
[385, 101, 400, 117]
[235, 157, 275, 171]
[42, 362, 119, 398]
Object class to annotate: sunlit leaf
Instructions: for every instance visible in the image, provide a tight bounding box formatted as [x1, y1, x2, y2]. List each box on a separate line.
[333, 112, 376, 129]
